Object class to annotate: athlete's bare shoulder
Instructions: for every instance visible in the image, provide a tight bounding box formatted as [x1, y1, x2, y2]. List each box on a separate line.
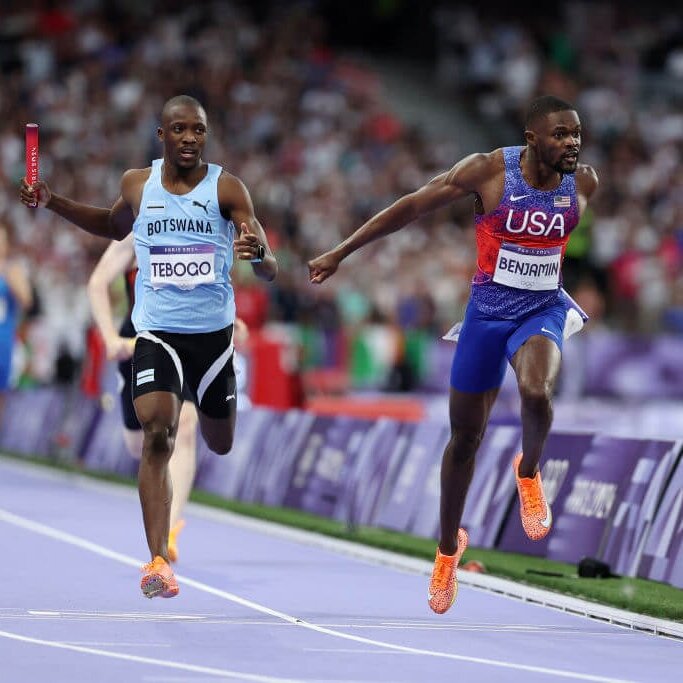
[217, 168, 240, 185]
[120, 167, 152, 211]
[446, 149, 503, 190]
[121, 167, 152, 190]
[574, 163, 599, 199]
[451, 150, 502, 177]
[217, 169, 251, 205]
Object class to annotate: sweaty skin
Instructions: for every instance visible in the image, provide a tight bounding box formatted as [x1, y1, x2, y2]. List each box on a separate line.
[308, 107, 598, 557]
[20, 100, 278, 568]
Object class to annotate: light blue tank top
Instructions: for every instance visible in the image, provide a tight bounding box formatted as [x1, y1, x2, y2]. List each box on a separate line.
[132, 159, 236, 333]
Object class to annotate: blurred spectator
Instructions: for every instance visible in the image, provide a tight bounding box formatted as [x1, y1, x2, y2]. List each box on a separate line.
[1, 0, 681, 398]
[433, 1, 683, 333]
[0, 220, 32, 405]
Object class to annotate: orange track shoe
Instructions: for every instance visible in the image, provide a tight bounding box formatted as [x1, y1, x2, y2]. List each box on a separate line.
[428, 528, 468, 615]
[140, 556, 179, 599]
[513, 453, 552, 540]
[167, 519, 185, 564]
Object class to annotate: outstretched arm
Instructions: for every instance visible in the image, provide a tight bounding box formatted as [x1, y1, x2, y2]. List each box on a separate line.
[20, 169, 143, 241]
[86, 233, 137, 361]
[308, 152, 492, 284]
[219, 173, 278, 281]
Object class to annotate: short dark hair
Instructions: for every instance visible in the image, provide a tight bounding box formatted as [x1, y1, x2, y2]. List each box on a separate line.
[161, 95, 204, 122]
[525, 95, 575, 128]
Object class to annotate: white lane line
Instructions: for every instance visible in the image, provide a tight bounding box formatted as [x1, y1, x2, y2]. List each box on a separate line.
[0, 629, 302, 683]
[143, 678, 378, 683]
[0, 507, 641, 683]
[304, 648, 414, 654]
[64, 642, 172, 648]
[3, 456, 679, 640]
[5, 612, 629, 635]
[26, 610, 205, 621]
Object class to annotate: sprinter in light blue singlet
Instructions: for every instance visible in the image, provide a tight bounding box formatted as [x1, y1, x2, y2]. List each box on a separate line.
[132, 157, 235, 334]
[308, 96, 599, 615]
[20, 95, 278, 599]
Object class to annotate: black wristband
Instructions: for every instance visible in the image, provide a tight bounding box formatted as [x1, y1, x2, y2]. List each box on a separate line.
[250, 243, 265, 263]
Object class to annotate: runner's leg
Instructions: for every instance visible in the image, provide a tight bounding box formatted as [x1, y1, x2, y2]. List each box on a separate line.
[438, 387, 498, 555]
[134, 390, 181, 561]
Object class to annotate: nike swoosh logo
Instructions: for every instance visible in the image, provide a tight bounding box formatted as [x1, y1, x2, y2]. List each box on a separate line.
[225, 394, 236, 401]
[510, 194, 531, 201]
[540, 503, 552, 528]
[541, 327, 558, 338]
[428, 592, 435, 601]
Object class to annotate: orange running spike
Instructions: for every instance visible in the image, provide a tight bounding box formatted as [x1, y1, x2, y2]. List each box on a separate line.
[428, 527, 468, 615]
[513, 453, 553, 541]
[167, 519, 185, 564]
[140, 556, 179, 599]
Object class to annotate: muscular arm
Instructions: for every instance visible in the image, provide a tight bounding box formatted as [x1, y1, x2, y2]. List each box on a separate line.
[86, 233, 137, 360]
[219, 173, 278, 281]
[309, 152, 495, 283]
[20, 169, 145, 241]
[45, 194, 133, 241]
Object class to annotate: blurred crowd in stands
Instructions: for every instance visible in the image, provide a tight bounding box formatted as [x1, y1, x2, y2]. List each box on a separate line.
[433, 2, 683, 334]
[0, 0, 681, 395]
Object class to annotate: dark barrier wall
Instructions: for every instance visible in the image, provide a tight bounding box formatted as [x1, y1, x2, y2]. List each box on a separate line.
[498, 434, 683, 574]
[2, 387, 682, 588]
[637, 456, 683, 587]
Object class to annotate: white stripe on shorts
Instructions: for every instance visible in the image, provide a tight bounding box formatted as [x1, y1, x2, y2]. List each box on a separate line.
[136, 331, 184, 390]
[196, 341, 234, 407]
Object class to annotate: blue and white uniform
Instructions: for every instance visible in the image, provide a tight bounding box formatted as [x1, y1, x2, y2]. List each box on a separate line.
[132, 158, 236, 334]
[129, 160, 237, 418]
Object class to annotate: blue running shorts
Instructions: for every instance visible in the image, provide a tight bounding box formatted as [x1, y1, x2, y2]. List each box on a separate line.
[450, 300, 567, 393]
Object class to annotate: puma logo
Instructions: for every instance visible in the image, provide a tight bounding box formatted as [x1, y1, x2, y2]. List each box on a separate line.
[192, 199, 210, 214]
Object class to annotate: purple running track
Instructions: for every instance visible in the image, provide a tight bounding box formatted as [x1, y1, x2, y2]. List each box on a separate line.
[0, 457, 680, 683]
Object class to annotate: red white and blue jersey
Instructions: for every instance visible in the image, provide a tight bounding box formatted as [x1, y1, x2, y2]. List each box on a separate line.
[470, 146, 579, 319]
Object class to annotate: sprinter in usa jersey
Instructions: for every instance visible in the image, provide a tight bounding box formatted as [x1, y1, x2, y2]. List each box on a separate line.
[21, 95, 278, 598]
[308, 96, 598, 615]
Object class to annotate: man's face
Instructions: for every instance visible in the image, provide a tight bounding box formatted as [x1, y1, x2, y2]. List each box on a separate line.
[529, 110, 581, 174]
[159, 104, 208, 169]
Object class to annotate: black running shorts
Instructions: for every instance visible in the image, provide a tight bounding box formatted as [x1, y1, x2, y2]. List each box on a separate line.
[117, 317, 141, 430]
[131, 325, 236, 419]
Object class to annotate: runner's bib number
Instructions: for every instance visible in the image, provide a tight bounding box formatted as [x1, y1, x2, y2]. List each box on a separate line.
[493, 243, 561, 291]
[149, 245, 216, 290]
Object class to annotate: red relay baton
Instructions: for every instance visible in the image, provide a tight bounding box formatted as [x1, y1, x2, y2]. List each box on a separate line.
[25, 123, 39, 206]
